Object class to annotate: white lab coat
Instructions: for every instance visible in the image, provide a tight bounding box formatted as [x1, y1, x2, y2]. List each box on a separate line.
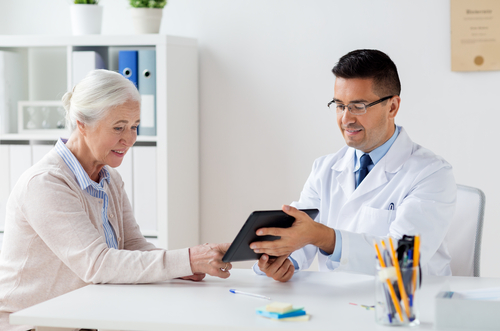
[290, 127, 456, 276]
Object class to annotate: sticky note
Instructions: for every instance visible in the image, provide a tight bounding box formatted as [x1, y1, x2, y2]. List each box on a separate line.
[256, 307, 306, 319]
[265, 302, 293, 313]
[272, 314, 311, 322]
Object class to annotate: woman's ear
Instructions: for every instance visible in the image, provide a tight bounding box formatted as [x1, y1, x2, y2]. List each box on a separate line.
[76, 120, 86, 136]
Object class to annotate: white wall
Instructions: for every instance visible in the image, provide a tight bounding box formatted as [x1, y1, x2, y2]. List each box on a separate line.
[1, 0, 499, 276]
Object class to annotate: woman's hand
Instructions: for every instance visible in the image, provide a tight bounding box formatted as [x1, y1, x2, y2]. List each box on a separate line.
[179, 273, 207, 282]
[189, 243, 232, 279]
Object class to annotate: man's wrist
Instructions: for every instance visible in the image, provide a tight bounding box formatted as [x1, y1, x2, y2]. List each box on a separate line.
[312, 223, 336, 254]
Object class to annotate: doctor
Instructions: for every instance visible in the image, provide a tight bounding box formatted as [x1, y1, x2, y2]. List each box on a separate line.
[250, 49, 456, 282]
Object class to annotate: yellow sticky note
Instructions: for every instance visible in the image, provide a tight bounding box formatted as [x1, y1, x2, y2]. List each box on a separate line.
[266, 302, 293, 313]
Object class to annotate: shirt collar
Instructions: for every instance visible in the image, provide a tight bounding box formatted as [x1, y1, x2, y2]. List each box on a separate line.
[55, 138, 111, 190]
[354, 125, 400, 171]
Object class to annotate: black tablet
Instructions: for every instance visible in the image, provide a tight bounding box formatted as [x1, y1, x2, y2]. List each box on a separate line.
[222, 209, 319, 262]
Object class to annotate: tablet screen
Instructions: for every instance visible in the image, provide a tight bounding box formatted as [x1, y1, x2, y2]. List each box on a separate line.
[222, 209, 319, 262]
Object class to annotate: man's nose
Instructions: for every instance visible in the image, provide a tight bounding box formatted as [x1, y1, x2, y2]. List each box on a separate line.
[341, 107, 356, 124]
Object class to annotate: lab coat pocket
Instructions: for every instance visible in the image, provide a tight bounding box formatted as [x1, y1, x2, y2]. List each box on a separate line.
[356, 206, 395, 236]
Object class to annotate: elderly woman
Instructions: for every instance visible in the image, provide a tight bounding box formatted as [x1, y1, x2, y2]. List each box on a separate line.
[0, 70, 232, 331]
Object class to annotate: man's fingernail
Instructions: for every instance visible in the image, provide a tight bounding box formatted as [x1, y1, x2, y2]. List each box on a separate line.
[257, 230, 262, 235]
[254, 249, 260, 253]
[284, 205, 290, 211]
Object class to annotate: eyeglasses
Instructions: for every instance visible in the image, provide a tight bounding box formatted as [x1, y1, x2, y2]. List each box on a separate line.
[327, 95, 393, 115]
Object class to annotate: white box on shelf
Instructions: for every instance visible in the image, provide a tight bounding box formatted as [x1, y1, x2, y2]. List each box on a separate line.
[18, 100, 70, 136]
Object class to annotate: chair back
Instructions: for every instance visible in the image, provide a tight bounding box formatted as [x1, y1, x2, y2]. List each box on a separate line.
[446, 184, 485, 277]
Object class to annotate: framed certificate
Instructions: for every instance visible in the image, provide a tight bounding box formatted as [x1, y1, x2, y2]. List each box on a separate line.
[451, 0, 500, 71]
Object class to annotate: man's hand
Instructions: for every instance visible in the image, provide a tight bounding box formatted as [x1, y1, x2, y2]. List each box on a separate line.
[250, 205, 335, 257]
[258, 254, 294, 282]
[189, 243, 232, 279]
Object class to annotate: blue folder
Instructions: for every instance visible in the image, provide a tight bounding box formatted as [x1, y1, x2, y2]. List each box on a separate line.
[138, 50, 156, 136]
[118, 50, 138, 88]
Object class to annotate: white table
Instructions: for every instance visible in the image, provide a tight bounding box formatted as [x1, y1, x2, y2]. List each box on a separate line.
[10, 269, 500, 331]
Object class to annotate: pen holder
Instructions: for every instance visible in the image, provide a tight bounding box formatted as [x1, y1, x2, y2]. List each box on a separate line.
[375, 266, 420, 326]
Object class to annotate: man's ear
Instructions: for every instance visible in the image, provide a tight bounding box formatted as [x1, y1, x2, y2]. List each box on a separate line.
[388, 96, 401, 119]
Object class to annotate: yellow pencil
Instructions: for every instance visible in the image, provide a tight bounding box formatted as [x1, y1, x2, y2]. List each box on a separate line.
[412, 235, 420, 294]
[389, 237, 411, 319]
[374, 241, 404, 323]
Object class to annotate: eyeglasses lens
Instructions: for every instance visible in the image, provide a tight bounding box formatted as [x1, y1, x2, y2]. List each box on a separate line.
[349, 103, 366, 115]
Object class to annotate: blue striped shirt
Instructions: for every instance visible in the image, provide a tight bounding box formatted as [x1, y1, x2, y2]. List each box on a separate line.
[55, 138, 118, 249]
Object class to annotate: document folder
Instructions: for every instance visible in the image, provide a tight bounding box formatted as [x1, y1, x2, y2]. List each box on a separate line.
[119, 50, 138, 88]
[138, 50, 156, 136]
[72, 51, 105, 88]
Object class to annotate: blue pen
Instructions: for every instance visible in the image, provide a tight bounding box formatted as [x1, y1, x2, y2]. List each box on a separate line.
[230, 289, 271, 300]
[389, 203, 394, 210]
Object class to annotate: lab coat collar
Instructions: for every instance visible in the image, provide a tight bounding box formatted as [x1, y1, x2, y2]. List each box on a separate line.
[331, 126, 413, 199]
[380, 126, 413, 174]
[332, 147, 356, 196]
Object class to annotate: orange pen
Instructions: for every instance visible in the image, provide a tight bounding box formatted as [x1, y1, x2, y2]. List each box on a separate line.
[374, 241, 404, 323]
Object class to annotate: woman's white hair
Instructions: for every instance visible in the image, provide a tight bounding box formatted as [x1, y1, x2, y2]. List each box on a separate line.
[61, 69, 141, 132]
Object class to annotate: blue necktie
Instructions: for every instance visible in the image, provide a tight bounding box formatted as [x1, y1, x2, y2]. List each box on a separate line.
[356, 154, 372, 188]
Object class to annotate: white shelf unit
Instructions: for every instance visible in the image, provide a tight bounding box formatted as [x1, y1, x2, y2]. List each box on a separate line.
[0, 34, 199, 250]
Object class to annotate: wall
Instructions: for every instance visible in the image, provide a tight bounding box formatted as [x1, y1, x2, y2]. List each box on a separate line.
[1, 0, 499, 276]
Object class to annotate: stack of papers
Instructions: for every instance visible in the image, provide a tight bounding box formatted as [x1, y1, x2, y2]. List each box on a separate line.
[256, 302, 310, 322]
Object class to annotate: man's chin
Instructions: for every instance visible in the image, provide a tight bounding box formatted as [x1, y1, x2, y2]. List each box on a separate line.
[344, 137, 362, 150]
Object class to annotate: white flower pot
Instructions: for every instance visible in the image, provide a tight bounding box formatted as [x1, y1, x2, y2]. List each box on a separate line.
[70, 4, 103, 35]
[130, 8, 163, 34]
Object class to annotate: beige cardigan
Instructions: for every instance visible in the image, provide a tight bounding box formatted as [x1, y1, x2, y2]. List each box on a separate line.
[0, 148, 192, 331]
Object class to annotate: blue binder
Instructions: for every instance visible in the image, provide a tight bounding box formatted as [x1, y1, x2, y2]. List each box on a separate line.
[118, 50, 138, 88]
[138, 50, 156, 136]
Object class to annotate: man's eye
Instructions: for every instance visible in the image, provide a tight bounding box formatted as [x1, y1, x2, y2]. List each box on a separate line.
[114, 127, 124, 131]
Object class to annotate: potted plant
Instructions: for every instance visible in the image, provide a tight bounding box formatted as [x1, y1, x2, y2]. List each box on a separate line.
[129, 0, 167, 34]
[70, 0, 103, 35]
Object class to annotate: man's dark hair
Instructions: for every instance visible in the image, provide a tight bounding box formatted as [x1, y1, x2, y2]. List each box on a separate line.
[332, 49, 401, 97]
